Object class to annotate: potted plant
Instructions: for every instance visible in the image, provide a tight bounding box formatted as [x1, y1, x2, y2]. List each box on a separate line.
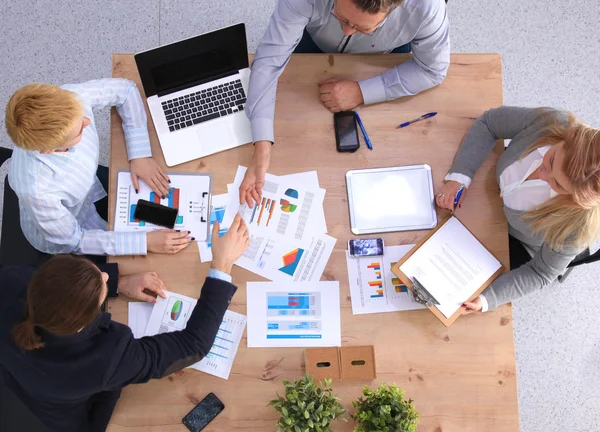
[351, 383, 419, 432]
[269, 375, 347, 432]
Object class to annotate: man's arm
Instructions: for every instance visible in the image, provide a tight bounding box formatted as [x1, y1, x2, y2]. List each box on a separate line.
[246, 0, 314, 144]
[19, 192, 147, 256]
[104, 275, 237, 389]
[358, 2, 450, 105]
[63, 79, 152, 160]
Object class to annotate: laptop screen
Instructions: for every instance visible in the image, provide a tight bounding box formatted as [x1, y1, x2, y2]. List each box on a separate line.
[135, 23, 249, 97]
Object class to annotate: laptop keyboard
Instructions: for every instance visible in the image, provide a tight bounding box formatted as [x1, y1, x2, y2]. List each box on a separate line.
[161, 79, 247, 132]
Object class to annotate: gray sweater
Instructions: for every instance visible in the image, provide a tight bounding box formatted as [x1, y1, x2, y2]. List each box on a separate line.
[449, 106, 592, 310]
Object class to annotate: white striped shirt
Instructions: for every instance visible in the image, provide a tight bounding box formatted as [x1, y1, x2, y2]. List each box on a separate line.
[8, 79, 152, 256]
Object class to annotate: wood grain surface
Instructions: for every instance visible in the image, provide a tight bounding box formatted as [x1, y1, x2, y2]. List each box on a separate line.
[107, 53, 517, 432]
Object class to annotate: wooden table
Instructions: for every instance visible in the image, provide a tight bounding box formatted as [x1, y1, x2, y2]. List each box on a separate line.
[107, 53, 517, 431]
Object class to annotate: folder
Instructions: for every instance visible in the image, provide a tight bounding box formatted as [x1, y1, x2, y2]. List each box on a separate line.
[391, 215, 505, 327]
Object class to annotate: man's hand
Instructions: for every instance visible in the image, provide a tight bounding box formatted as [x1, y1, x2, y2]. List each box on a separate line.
[118, 271, 167, 303]
[318, 79, 364, 112]
[130, 157, 170, 197]
[211, 214, 250, 275]
[240, 141, 271, 207]
[147, 229, 193, 254]
[461, 298, 483, 315]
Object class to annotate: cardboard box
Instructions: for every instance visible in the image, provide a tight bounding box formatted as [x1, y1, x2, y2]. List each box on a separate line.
[304, 346, 376, 381]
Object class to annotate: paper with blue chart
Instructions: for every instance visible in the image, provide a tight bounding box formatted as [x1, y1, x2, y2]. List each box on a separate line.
[346, 244, 426, 315]
[141, 291, 246, 380]
[114, 171, 212, 241]
[198, 193, 233, 263]
[246, 282, 341, 348]
[221, 166, 334, 282]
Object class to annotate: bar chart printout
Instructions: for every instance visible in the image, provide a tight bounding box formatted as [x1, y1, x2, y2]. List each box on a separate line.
[246, 282, 341, 348]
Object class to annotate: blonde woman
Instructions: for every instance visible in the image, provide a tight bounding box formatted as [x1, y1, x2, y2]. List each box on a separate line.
[436, 106, 600, 313]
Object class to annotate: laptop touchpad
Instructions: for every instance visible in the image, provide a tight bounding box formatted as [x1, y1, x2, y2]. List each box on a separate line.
[196, 121, 233, 148]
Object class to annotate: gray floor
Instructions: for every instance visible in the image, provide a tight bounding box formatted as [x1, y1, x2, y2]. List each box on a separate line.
[0, 0, 599, 430]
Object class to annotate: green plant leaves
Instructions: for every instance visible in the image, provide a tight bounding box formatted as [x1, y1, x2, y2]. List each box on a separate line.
[269, 375, 347, 431]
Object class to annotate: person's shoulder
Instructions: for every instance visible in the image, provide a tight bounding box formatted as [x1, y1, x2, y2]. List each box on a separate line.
[0, 267, 34, 316]
[401, 0, 443, 17]
[8, 151, 53, 196]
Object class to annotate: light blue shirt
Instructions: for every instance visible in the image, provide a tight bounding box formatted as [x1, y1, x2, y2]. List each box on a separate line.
[246, 0, 450, 143]
[208, 268, 232, 283]
[8, 79, 153, 256]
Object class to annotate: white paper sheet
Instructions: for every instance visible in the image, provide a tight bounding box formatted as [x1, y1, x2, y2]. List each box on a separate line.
[144, 291, 246, 380]
[346, 245, 426, 315]
[399, 216, 502, 318]
[198, 193, 233, 263]
[223, 166, 327, 240]
[127, 302, 153, 339]
[237, 232, 336, 282]
[114, 171, 211, 241]
[246, 282, 341, 348]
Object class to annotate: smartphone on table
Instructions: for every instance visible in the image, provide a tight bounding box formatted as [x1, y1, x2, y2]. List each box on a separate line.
[182, 392, 225, 432]
[349, 238, 384, 257]
[133, 199, 178, 229]
[334, 111, 360, 153]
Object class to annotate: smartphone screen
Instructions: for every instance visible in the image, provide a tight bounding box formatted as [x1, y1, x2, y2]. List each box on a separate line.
[349, 238, 384, 257]
[133, 199, 178, 228]
[182, 393, 225, 432]
[335, 112, 360, 152]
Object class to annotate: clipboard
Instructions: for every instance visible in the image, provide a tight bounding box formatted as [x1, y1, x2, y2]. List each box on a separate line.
[114, 171, 212, 241]
[391, 214, 505, 327]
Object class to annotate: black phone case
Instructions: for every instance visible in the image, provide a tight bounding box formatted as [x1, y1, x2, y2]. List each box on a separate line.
[182, 393, 225, 432]
[334, 111, 360, 153]
[133, 199, 178, 229]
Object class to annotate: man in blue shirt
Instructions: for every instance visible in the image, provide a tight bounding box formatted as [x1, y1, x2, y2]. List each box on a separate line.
[240, 0, 450, 206]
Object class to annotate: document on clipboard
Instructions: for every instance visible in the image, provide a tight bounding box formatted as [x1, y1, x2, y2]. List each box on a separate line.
[114, 171, 212, 241]
[392, 215, 504, 326]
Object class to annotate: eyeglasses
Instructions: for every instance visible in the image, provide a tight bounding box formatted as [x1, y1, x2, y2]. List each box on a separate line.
[330, 4, 388, 36]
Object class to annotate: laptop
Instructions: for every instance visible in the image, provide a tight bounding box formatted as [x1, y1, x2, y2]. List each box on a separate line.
[135, 23, 252, 167]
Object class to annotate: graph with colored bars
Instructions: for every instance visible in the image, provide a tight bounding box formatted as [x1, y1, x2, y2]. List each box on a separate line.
[194, 311, 246, 379]
[266, 292, 321, 317]
[207, 205, 227, 247]
[390, 263, 408, 293]
[367, 262, 385, 298]
[249, 197, 276, 227]
[128, 187, 184, 226]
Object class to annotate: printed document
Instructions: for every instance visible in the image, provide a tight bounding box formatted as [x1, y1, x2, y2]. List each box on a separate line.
[127, 302, 153, 338]
[399, 216, 502, 318]
[346, 245, 425, 315]
[246, 282, 341, 348]
[143, 291, 246, 380]
[198, 192, 233, 263]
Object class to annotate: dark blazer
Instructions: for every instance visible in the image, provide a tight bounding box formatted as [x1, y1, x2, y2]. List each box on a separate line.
[0, 264, 237, 432]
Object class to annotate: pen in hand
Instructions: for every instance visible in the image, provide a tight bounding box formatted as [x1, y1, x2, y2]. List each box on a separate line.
[354, 112, 373, 150]
[453, 184, 465, 212]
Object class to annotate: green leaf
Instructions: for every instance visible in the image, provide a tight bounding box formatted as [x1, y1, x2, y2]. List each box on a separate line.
[282, 407, 288, 417]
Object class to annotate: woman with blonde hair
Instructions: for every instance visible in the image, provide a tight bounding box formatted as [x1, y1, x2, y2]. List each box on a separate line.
[436, 106, 600, 313]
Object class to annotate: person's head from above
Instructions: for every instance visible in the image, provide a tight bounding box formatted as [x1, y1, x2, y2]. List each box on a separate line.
[5, 83, 91, 154]
[12, 255, 108, 351]
[524, 114, 600, 249]
[332, 0, 404, 36]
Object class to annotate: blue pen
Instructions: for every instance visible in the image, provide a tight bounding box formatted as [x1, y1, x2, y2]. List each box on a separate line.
[354, 112, 373, 150]
[453, 184, 465, 211]
[397, 112, 437, 129]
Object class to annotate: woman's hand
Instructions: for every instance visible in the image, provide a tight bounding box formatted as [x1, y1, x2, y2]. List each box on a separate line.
[130, 157, 170, 197]
[461, 297, 483, 315]
[435, 180, 466, 211]
[147, 230, 194, 254]
[118, 272, 167, 303]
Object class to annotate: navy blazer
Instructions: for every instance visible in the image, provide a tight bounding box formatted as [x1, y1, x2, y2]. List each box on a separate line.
[0, 265, 237, 432]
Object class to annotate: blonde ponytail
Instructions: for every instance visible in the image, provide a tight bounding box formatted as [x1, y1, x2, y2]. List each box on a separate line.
[12, 319, 43, 351]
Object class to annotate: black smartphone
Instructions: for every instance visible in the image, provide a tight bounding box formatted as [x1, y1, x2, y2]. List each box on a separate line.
[334, 111, 360, 152]
[349, 238, 384, 257]
[182, 393, 225, 432]
[133, 199, 178, 229]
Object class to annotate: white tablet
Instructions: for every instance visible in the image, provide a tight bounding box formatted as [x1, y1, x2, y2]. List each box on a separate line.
[346, 165, 437, 234]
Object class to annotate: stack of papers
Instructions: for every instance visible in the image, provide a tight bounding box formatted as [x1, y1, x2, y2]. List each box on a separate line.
[199, 166, 336, 283]
[127, 292, 246, 380]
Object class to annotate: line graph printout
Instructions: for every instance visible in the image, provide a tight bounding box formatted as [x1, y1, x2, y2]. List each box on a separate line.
[114, 171, 211, 241]
[144, 292, 246, 379]
[247, 282, 340, 348]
